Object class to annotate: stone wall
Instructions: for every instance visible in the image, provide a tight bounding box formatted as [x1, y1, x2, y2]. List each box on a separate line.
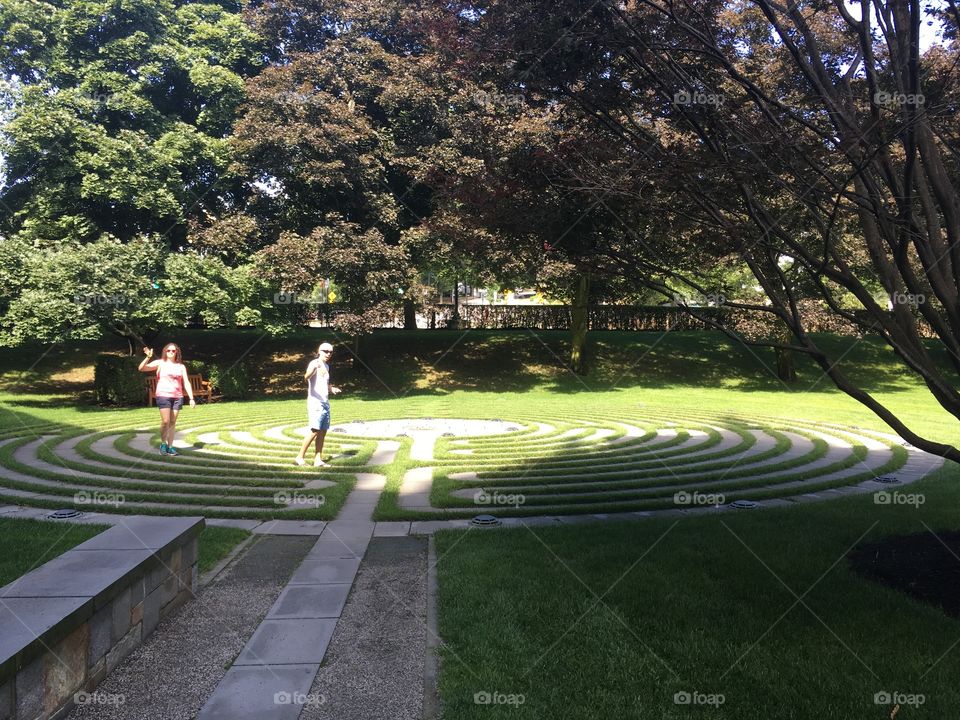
[0, 517, 204, 720]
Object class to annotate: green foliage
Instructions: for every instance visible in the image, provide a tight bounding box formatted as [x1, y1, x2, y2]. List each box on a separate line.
[207, 361, 251, 399]
[94, 354, 147, 406]
[0, 236, 165, 347]
[0, 0, 265, 244]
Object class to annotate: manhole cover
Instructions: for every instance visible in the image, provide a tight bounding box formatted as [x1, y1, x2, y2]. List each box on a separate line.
[471, 514, 501, 526]
[48, 509, 81, 519]
[729, 500, 758, 509]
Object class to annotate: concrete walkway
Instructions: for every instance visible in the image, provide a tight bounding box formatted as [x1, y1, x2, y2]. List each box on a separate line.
[194, 444, 397, 720]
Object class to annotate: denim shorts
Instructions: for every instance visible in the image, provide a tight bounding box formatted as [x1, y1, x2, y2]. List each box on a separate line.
[156, 396, 184, 411]
[308, 402, 331, 431]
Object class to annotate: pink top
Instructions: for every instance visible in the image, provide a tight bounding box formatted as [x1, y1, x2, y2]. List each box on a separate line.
[155, 361, 185, 398]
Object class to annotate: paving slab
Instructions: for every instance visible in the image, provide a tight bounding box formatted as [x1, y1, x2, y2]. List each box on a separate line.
[374, 522, 411, 537]
[288, 558, 363, 585]
[267, 585, 352, 620]
[253, 520, 328, 535]
[194, 664, 321, 720]
[306, 539, 369, 560]
[0, 596, 92, 667]
[69, 516, 202, 551]
[1, 548, 150, 601]
[234, 618, 337, 665]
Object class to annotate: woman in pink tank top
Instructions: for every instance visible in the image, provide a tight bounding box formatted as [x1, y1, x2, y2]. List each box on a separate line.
[138, 343, 196, 456]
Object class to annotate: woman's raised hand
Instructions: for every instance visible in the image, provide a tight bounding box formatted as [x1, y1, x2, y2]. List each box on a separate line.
[143, 347, 154, 358]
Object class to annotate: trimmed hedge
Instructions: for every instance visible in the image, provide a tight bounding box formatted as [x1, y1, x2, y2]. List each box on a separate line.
[94, 355, 147, 406]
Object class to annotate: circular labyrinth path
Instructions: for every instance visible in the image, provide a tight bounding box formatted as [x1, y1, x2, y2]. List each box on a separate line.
[0, 411, 383, 519]
[385, 410, 944, 518]
[0, 408, 944, 521]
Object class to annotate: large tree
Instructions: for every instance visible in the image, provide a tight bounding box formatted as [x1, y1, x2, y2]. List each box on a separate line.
[231, 0, 453, 335]
[427, 0, 960, 460]
[0, 0, 264, 245]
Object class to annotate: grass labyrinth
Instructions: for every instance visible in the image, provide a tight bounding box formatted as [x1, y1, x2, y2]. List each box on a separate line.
[0, 389, 944, 521]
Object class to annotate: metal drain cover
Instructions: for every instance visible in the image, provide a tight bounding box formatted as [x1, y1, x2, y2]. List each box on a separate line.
[48, 509, 81, 519]
[471, 514, 501, 527]
[729, 500, 758, 509]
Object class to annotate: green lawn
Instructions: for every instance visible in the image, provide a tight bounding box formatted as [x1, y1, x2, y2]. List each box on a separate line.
[0, 517, 107, 586]
[435, 465, 960, 718]
[2, 328, 959, 719]
[0, 518, 251, 586]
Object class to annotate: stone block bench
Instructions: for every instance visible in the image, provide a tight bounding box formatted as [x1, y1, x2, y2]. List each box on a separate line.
[0, 516, 204, 720]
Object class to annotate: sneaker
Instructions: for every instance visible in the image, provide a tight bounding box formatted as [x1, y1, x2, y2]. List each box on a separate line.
[159, 442, 168, 455]
[314, 457, 328, 467]
[166, 446, 179, 456]
[294, 457, 306, 466]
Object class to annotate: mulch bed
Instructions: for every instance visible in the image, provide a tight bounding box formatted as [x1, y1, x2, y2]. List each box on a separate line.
[849, 531, 960, 618]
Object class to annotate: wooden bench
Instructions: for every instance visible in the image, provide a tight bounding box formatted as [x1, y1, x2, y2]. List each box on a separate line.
[145, 374, 220, 405]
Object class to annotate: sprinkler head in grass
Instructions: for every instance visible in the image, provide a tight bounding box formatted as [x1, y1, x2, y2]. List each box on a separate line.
[471, 514, 500, 527]
[729, 500, 758, 509]
[48, 509, 81, 519]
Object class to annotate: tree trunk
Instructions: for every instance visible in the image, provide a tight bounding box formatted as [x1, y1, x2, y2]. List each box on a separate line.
[449, 279, 461, 329]
[350, 334, 369, 373]
[774, 346, 796, 382]
[403, 298, 417, 330]
[570, 273, 590, 375]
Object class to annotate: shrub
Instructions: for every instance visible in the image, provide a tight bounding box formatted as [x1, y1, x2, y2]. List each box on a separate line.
[207, 361, 251, 399]
[94, 355, 147, 406]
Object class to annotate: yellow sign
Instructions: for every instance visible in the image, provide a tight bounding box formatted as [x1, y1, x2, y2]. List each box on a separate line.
[328, 291, 337, 302]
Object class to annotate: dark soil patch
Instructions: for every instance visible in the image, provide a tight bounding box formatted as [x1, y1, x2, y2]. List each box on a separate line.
[849, 531, 960, 618]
